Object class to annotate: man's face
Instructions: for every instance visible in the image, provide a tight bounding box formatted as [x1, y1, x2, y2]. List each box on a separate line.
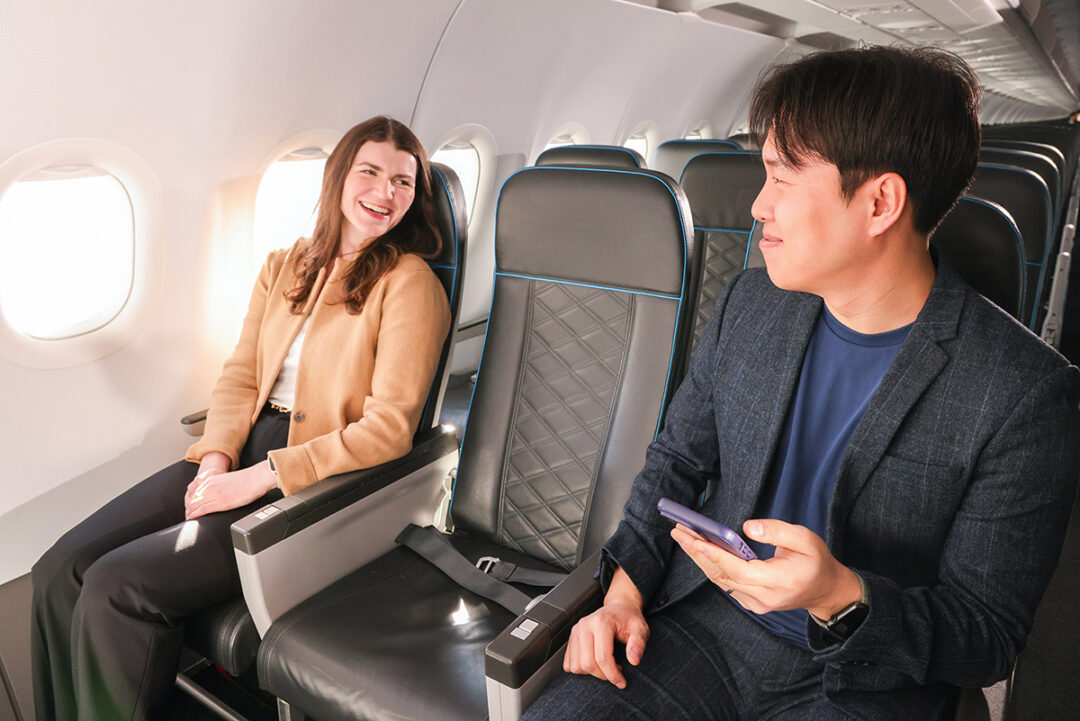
[751, 133, 872, 297]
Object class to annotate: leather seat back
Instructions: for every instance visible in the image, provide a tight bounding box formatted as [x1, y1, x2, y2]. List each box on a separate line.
[932, 197, 1025, 321]
[451, 165, 694, 571]
[535, 144, 644, 169]
[419, 163, 468, 431]
[968, 163, 1053, 328]
[679, 151, 765, 353]
[979, 147, 1062, 225]
[651, 138, 740, 180]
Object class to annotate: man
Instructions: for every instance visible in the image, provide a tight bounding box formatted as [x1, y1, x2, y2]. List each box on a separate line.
[524, 46, 1080, 720]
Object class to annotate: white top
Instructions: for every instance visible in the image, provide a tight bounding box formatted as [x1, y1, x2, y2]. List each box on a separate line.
[267, 316, 310, 410]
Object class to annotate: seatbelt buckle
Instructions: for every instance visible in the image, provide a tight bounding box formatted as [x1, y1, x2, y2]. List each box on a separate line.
[476, 556, 500, 574]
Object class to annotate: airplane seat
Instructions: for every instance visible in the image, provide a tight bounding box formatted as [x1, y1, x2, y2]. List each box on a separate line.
[967, 163, 1053, 329]
[726, 133, 759, 150]
[533, 144, 644, 169]
[177, 162, 468, 685]
[931, 197, 1026, 321]
[249, 164, 695, 721]
[979, 147, 1062, 227]
[677, 151, 764, 354]
[650, 138, 740, 180]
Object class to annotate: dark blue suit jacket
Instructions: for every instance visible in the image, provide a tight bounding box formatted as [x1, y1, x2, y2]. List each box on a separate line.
[604, 261, 1080, 716]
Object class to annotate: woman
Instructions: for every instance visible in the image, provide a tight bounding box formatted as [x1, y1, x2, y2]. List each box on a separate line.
[30, 116, 451, 721]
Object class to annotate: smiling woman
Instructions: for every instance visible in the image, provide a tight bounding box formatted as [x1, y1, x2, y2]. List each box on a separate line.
[28, 116, 451, 721]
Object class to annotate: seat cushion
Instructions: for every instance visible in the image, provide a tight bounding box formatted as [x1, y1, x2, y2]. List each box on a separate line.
[258, 537, 560, 721]
[185, 597, 260, 677]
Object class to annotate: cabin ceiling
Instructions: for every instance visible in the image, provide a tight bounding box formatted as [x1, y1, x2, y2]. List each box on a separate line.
[624, 0, 1080, 122]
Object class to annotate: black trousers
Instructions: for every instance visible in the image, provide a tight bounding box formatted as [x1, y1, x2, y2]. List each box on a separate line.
[30, 407, 289, 721]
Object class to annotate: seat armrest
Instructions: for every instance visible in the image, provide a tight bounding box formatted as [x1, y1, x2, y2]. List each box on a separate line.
[180, 408, 208, 436]
[231, 424, 460, 636]
[485, 550, 604, 720]
[231, 425, 460, 554]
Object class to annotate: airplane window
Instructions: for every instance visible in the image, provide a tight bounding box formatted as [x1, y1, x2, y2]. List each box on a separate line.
[685, 123, 713, 140]
[542, 134, 577, 153]
[252, 147, 327, 267]
[625, 122, 658, 163]
[431, 142, 481, 222]
[624, 133, 649, 159]
[0, 166, 134, 339]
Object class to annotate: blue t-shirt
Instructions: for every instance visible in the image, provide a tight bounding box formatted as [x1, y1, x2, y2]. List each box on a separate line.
[736, 305, 911, 647]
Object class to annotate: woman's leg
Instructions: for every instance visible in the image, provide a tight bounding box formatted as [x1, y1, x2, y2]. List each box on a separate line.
[31, 459, 195, 721]
[71, 484, 283, 721]
[69, 408, 290, 721]
[32, 406, 290, 721]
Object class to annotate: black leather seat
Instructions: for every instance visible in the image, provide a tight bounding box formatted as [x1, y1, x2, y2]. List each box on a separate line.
[979, 147, 1062, 226]
[967, 162, 1053, 328]
[678, 151, 764, 353]
[534, 144, 643, 168]
[932, 197, 1025, 321]
[179, 162, 468, 679]
[650, 138, 741, 180]
[255, 164, 695, 721]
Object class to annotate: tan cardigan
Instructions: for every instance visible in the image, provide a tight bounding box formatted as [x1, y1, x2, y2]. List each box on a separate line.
[185, 243, 450, 495]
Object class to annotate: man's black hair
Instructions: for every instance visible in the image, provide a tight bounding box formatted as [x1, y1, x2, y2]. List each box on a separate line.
[749, 45, 981, 236]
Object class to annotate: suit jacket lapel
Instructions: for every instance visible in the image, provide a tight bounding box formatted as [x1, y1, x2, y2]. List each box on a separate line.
[826, 261, 966, 553]
[732, 289, 822, 520]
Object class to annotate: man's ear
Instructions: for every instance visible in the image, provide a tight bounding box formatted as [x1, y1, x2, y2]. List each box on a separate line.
[866, 172, 909, 237]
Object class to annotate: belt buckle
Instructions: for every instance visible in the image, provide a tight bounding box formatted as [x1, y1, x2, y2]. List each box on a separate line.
[476, 556, 499, 574]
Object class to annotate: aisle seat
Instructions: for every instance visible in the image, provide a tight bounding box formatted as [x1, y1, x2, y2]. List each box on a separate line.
[931, 197, 1026, 321]
[249, 164, 696, 721]
[967, 163, 1053, 328]
[677, 151, 764, 352]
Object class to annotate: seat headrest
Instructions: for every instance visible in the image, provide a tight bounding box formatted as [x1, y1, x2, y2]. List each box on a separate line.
[680, 152, 765, 230]
[535, 145, 644, 169]
[496, 166, 691, 297]
[651, 139, 741, 180]
[932, 197, 1024, 320]
[428, 163, 465, 269]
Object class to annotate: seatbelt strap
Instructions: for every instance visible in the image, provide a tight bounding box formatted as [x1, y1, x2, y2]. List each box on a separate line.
[395, 524, 565, 615]
[477, 556, 567, 587]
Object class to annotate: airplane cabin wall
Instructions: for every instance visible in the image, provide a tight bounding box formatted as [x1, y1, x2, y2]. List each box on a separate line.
[0, 0, 460, 583]
[0, 0, 791, 584]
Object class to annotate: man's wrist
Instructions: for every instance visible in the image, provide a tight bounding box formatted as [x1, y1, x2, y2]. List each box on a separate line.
[809, 568, 866, 622]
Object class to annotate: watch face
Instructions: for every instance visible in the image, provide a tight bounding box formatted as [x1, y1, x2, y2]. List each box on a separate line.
[828, 602, 869, 639]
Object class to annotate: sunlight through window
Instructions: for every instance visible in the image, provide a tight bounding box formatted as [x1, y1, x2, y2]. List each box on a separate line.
[624, 133, 649, 160]
[0, 168, 133, 339]
[431, 143, 480, 224]
[252, 149, 327, 268]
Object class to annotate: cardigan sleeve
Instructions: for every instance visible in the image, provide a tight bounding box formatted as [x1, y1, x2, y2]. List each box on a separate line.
[268, 262, 451, 494]
[184, 251, 282, 469]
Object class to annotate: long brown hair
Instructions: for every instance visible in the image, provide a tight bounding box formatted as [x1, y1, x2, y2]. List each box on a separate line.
[286, 116, 442, 314]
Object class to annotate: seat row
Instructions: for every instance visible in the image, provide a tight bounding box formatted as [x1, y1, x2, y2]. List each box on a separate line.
[176, 124, 1079, 721]
[538, 133, 1078, 340]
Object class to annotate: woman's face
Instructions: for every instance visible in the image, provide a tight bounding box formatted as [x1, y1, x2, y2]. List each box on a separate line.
[338, 139, 418, 255]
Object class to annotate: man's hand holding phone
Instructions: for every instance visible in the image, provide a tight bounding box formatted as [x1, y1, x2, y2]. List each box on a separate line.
[671, 516, 862, 621]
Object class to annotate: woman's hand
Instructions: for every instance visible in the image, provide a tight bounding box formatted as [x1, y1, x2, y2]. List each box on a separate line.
[671, 519, 862, 620]
[563, 567, 650, 689]
[184, 460, 278, 520]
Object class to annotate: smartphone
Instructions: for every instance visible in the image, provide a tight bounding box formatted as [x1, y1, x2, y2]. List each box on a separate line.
[657, 498, 757, 561]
